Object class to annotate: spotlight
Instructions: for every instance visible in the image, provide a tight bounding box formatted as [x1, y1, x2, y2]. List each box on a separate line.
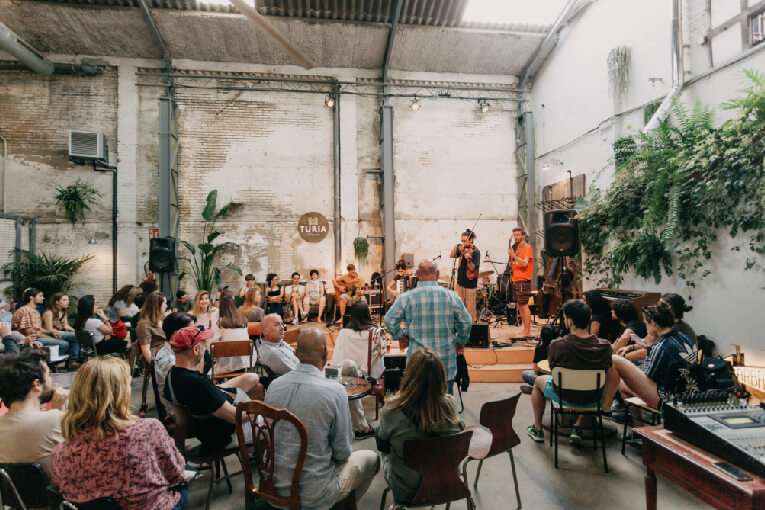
[479, 100, 490, 113]
[409, 97, 421, 111]
[325, 95, 336, 108]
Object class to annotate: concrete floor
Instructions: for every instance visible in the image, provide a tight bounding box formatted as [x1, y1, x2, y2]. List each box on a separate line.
[131, 378, 711, 510]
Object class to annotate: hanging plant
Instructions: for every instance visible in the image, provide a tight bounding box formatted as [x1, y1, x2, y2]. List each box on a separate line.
[55, 178, 102, 225]
[353, 237, 369, 261]
[607, 46, 631, 101]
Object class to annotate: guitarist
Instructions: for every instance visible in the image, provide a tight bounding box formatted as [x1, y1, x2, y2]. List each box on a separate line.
[332, 263, 365, 327]
[449, 230, 480, 322]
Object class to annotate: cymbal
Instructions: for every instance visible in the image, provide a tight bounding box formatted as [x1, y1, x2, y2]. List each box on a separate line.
[478, 270, 494, 278]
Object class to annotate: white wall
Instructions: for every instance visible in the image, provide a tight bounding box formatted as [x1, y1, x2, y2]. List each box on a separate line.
[530, 0, 765, 364]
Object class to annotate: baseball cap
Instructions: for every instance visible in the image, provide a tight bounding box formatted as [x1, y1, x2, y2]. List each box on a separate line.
[169, 325, 214, 352]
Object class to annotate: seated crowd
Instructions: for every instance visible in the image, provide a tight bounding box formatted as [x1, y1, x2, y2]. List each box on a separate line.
[0, 270, 703, 508]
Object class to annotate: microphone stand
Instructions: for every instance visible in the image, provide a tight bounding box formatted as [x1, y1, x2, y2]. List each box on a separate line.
[449, 245, 459, 290]
[371, 267, 398, 327]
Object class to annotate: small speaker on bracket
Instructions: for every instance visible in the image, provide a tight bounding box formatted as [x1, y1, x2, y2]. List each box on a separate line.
[149, 237, 175, 272]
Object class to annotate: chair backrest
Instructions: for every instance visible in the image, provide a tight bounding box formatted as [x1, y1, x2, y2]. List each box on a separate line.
[235, 401, 307, 510]
[551, 367, 607, 406]
[479, 393, 521, 457]
[164, 401, 198, 457]
[403, 430, 474, 506]
[283, 329, 299, 346]
[210, 341, 254, 380]
[150, 361, 171, 427]
[0, 462, 50, 509]
[247, 322, 262, 337]
[75, 330, 96, 352]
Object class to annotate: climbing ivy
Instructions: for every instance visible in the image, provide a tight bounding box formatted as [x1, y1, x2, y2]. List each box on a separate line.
[578, 70, 765, 287]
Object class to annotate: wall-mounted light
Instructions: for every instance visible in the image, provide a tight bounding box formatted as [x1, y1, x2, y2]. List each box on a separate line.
[88, 233, 97, 245]
[324, 95, 336, 108]
[479, 100, 490, 113]
[409, 97, 421, 111]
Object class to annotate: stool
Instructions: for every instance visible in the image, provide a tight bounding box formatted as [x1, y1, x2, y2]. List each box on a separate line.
[621, 396, 661, 455]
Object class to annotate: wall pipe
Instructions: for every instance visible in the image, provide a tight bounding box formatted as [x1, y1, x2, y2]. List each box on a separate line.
[643, 0, 683, 133]
[0, 135, 6, 213]
[0, 22, 54, 75]
[94, 164, 118, 295]
[332, 87, 342, 275]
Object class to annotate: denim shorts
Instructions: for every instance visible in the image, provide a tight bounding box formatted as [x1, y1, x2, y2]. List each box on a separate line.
[543, 378, 605, 408]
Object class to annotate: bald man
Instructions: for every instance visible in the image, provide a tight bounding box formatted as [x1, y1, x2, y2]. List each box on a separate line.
[256, 314, 299, 376]
[384, 259, 472, 394]
[266, 328, 379, 509]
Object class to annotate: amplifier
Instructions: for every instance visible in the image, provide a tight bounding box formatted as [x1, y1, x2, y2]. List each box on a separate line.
[467, 322, 489, 348]
[663, 390, 765, 477]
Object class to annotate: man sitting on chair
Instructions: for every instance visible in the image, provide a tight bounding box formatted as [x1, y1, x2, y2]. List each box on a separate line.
[527, 299, 612, 446]
[256, 314, 299, 377]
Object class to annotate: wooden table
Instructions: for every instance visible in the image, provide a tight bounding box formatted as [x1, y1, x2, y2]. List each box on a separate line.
[341, 376, 371, 401]
[634, 426, 765, 510]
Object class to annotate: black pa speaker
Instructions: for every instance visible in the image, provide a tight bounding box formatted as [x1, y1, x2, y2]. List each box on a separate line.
[544, 209, 579, 257]
[467, 322, 490, 348]
[149, 237, 175, 272]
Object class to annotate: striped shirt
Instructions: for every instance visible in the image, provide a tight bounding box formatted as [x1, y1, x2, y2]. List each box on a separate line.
[384, 281, 472, 382]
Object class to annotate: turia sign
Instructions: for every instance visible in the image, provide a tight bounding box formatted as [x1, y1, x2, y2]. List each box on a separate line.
[297, 212, 329, 242]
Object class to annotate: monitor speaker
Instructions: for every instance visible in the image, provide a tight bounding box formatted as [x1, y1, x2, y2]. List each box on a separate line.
[544, 209, 579, 257]
[149, 237, 175, 272]
[467, 322, 490, 348]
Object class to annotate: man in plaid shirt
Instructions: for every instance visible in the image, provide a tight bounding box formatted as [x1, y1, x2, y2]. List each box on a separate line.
[384, 259, 472, 393]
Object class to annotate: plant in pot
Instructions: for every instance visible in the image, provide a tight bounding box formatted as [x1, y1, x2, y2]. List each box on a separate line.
[177, 190, 242, 292]
[353, 237, 369, 262]
[2, 250, 93, 302]
[55, 179, 102, 225]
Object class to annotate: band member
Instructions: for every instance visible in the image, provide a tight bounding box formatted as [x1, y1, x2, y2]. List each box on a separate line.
[510, 227, 534, 338]
[449, 230, 480, 322]
[332, 264, 365, 326]
[283, 272, 307, 325]
[386, 259, 409, 298]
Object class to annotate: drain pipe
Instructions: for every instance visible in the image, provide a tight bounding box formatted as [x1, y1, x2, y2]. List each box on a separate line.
[643, 0, 683, 133]
[0, 135, 6, 213]
[0, 22, 54, 75]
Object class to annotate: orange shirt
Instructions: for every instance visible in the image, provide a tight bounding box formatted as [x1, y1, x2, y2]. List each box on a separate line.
[511, 243, 534, 282]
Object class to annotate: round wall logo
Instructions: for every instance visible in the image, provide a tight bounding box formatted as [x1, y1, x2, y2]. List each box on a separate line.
[298, 212, 330, 242]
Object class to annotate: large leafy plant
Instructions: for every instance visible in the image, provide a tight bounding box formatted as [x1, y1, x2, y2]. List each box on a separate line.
[578, 70, 765, 287]
[2, 250, 93, 301]
[178, 190, 242, 292]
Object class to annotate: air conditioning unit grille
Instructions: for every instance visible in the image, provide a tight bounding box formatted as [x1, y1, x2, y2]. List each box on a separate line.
[69, 130, 104, 160]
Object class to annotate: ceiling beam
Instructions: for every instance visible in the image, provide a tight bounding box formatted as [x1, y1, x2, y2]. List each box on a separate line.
[382, 0, 403, 103]
[137, 0, 174, 91]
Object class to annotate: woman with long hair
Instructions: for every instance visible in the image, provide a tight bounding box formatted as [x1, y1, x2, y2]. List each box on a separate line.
[109, 284, 139, 319]
[329, 300, 385, 438]
[239, 288, 265, 322]
[51, 357, 187, 509]
[660, 293, 697, 345]
[584, 290, 617, 341]
[136, 293, 168, 364]
[216, 292, 250, 372]
[75, 295, 127, 355]
[265, 273, 283, 316]
[191, 290, 220, 341]
[41, 293, 79, 362]
[377, 347, 465, 504]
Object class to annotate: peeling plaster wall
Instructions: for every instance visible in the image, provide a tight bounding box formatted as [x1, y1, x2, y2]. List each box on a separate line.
[530, 0, 765, 364]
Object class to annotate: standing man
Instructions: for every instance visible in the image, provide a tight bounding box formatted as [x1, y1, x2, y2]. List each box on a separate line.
[332, 264, 365, 326]
[510, 228, 534, 338]
[449, 230, 480, 322]
[384, 259, 472, 394]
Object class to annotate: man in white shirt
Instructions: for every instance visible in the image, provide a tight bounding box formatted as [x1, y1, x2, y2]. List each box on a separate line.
[257, 314, 299, 376]
[283, 272, 308, 325]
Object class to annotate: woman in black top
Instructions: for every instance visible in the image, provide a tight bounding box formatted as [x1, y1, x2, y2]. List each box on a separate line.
[611, 299, 647, 354]
[583, 290, 617, 341]
[265, 273, 283, 316]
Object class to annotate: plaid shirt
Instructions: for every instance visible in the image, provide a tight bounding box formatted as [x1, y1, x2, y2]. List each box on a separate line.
[384, 281, 472, 382]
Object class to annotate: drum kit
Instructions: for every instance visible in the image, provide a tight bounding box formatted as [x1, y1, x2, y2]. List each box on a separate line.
[477, 260, 518, 326]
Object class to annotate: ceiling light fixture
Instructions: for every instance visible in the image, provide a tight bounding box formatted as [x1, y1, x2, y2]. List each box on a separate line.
[409, 97, 421, 111]
[325, 95, 336, 108]
[479, 100, 490, 113]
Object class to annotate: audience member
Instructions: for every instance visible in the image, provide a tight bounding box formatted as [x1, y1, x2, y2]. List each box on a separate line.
[527, 300, 612, 445]
[306, 269, 327, 322]
[266, 328, 379, 508]
[41, 293, 79, 363]
[128, 292, 148, 326]
[13, 288, 74, 358]
[136, 293, 168, 364]
[661, 293, 697, 346]
[332, 264, 365, 326]
[239, 288, 265, 322]
[520, 325, 559, 393]
[384, 259, 472, 394]
[611, 299, 648, 352]
[284, 272, 308, 325]
[191, 290, 220, 341]
[0, 349, 67, 476]
[0, 321, 21, 357]
[109, 284, 139, 320]
[75, 295, 127, 355]
[52, 357, 187, 509]
[139, 279, 159, 295]
[265, 273, 284, 316]
[216, 293, 251, 373]
[163, 326, 261, 450]
[583, 290, 617, 341]
[238, 273, 259, 298]
[330, 301, 384, 439]
[257, 314, 299, 376]
[175, 290, 191, 313]
[376, 347, 464, 504]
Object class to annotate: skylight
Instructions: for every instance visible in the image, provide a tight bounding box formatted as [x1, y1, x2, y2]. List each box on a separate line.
[462, 0, 569, 26]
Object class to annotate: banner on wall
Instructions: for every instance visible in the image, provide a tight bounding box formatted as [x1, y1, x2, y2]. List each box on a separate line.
[298, 212, 329, 242]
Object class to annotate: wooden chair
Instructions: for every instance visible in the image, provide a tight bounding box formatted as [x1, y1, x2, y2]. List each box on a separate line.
[365, 330, 385, 421]
[150, 361, 174, 433]
[283, 328, 299, 346]
[165, 401, 241, 510]
[247, 322, 262, 340]
[461, 394, 522, 508]
[549, 367, 609, 473]
[0, 462, 51, 509]
[210, 340, 254, 382]
[621, 396, 661, 455]
[131, 341, 151, 414]
[380, 430, 475, 510]
[235, 400, 308, 509]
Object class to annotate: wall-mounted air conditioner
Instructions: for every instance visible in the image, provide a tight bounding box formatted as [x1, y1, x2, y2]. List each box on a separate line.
[69, 130, 105, 160]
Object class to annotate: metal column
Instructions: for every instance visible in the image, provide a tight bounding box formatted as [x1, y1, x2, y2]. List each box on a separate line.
[158, 97, 179, 297]
[515, 111, 537, 289]
[380, 106, 395, 285]
[333, 88, 342, 273]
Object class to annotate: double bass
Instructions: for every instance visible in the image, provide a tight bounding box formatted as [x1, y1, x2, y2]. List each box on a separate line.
[540, 254, 580, 319]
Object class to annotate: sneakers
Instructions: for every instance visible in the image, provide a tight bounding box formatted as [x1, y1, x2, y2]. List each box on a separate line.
[527, 425, 544, 442]
[569, 428, 583, 447]
[520, 384, 533, 395]
[354, 427, 376, 440]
